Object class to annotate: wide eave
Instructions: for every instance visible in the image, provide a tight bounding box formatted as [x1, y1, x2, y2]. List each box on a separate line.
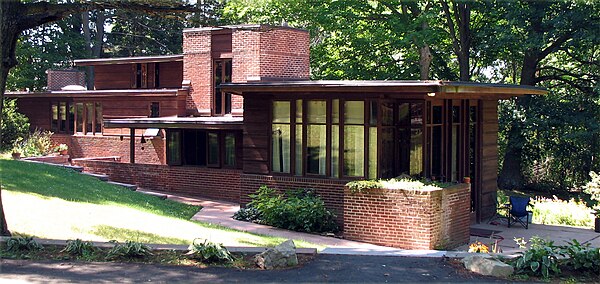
[221, 80, 547, 99]
[74, 54, 183, 66]
[5, 89, 181, 98]
[104, 116, 243, 130]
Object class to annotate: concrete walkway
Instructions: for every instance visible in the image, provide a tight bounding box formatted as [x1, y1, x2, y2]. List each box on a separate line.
[139, 190, 455, 257]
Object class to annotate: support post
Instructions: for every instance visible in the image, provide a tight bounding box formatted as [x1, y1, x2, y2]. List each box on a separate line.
[130, 128, 135, 164]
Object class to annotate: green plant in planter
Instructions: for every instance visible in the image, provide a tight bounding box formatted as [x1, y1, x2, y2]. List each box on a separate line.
[54, 143, 68, 153]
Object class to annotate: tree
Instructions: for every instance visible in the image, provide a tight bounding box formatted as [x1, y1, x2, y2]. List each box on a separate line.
[0, 0, 197, 237]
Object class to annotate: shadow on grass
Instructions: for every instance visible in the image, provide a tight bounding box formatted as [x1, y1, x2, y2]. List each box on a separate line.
[0, 159, 199, 220]
[91, 225, 190, 245]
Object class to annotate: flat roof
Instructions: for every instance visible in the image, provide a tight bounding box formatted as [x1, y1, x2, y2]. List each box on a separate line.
[183, 24, 307, 33]
[220, 80, 547, 97]
[104, 116, 243, 130]
[5, 89, 181, 98]
[74, 54, 183, 66]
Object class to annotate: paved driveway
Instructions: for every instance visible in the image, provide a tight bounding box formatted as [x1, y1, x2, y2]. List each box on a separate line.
[0, 255, 504, 283]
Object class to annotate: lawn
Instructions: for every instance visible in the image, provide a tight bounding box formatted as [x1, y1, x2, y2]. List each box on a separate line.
[0, 159, 321, 249]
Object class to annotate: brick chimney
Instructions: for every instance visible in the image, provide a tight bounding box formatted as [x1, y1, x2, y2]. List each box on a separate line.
[182, 25, 310, 116]
[47, 69, 86, 91]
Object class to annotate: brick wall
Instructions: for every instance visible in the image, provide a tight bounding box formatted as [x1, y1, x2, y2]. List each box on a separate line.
[240, 174, 347, 227]
[342, 184, 471, 250]
[47, 69, 86, 91]
[183, 29, 212, 115]
[72, 159, 242, 203]
[51, 134, 164, 165]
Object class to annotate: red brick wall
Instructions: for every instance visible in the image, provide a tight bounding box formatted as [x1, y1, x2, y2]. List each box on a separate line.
[343, 184, 471, 250]
[72, 159, 242, 203]
[258, 28, 310, 80]
[51, 134, 164, 165]
[240, 174, 347, 226]
[183, 29, 212, 115]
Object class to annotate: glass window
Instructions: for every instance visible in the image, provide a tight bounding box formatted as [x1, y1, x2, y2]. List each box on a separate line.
[331, 124, 339, 178]
[410, 129, 423, 176]
[95, 103, 102, 134]
[208, 132, 219, 166]
[368, 127, 377, 179]
[306, 124, 326, 175]
[76, 103, 84, 133]
[59, 102, 67, 132]
[369, 101, 378, 125]
[51, 103, 58, 131]
[380, 128, 394, 178]
[295, 100, 303, 123]
[344, 125, 364, 176]
[167, 130, 182, 165]
[381, 102, 393, 126]
[272, 124, 291, 173]
[224, 133, 236, 167]
[432, 106, 443, 124]
[307, 101, 326, 123]
[150, 102, 159, 118]
[85, 103, 94, 134]
[272, 101, 291, 123]
[295, 125, 303, 175]
[344, 101, 364, 124]
[332, 99, 340, 124]
[411, 103, 423, 125]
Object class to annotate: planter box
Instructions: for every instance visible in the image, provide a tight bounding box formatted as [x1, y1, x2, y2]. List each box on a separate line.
[343, 183, 471, 250]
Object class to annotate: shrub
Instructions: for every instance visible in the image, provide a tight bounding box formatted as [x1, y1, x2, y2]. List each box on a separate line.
[4, 236, 43, 253]
[61, 239, 96, 257]
[232, 206, 262, 222]
[187, 238, 233, 263]
[244, 186, 339, 233]
[106, 240, 152, 260]
[1, 98, 30, 151]
[513, 237, 562, 278]
[561, 239, 600, 273]
[584, 172, 600, 216]
[13, 128, 53, 157]
[531, 196, 594, 228]
[345, 178, 452, 193]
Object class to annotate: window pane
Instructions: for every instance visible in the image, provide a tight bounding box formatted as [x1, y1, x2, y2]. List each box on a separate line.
[51, 104, 58, 131]
[68, 104, 75, 134]
[431, 126, 442, 178]
[150, 102, 159, 118]
[224, 133, 236, 166]
[344, 101, 364, 124]
[331, 124, 339, 177]
[411, 103, 423, 125]
[295, 125, 303, 175]
[432, 105, 443, 124]
[167, 131, 181, 165]
[451, 125, 459, 181]
[381, 102, 393, 126]
[452, 105, 460, 123]
[470, 105, 477, 123]
[369, 101, 378, 125]
[225, 93, 232, 114]
[272, 101, 291, 123]
[344, 125, 364, 176]
[86, 103, 93, 134]
[368, 127, 377, 179]
[296, 100, 302, 123]
[307, 100, 326, 124]
[410, 129, 423, 176]
[76, 103, 84, 133]
[208, 132, 219, 165]
[306, 124, 326, 175]
[380, 128, 394, 178]
[332, 99, 340, 124]
[272, 124, 291, 173]
[59, 102, 67, 132]
[95, 103, 102, 134]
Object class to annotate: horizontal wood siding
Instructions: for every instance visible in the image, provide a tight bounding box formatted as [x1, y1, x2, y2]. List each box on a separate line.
[480, 100, 498, 220]
[16, 98, 51, 131]
[242, 95, 270, 174]
[94, 64, 133, 89]
[158, 61, 183, 88]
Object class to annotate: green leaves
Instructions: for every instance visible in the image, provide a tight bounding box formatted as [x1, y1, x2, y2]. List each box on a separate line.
[187, 238, 233, 263]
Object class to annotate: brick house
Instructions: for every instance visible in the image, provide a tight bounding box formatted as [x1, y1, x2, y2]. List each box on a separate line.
[7, 24, 545, 249]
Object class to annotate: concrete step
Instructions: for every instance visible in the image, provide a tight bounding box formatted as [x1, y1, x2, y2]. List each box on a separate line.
[106, 181, 138, 191]
[136, 190, 168, 200]
[81, 172, 109, 181]
[63, 165, 84, 172]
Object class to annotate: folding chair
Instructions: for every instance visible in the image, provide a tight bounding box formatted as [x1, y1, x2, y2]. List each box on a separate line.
[507, 196, 533, 229]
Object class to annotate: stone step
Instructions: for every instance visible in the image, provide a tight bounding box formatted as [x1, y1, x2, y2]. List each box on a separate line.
[106, 181, 138, 191]
[81, 172, 109, 181]
[136, 190, 168, 200]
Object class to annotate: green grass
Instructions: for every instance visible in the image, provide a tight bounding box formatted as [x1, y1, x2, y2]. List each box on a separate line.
[0, 159, 323, 249]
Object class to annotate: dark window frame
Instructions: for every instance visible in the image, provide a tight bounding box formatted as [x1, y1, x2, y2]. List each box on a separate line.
[213, 59, 233, 116]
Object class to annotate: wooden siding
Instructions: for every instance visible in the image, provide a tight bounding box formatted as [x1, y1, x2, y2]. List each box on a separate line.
[242, 95, 270, 174]
[94, 64, 133, 89]
[479, 100, 498, 220]
[158, 61, 183, 88]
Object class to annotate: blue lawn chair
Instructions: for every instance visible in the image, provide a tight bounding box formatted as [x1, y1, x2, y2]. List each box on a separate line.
[508, 196, 532, 229]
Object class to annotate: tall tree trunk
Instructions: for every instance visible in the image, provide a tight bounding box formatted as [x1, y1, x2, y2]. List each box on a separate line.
[82, 11, 94, 89]
[418, 22, 432, 80]
[0, 0, 24, 237]
[498, 52, 538, 189]
[441, 0, 471, 81]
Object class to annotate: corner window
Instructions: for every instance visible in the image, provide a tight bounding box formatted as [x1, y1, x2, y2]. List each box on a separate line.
[51, 101, 74, 134]
[166, 129, 239, 168]
[214, 59, 232, 115]
[73, 101, 102, 135]
[271, 101, 291, 173]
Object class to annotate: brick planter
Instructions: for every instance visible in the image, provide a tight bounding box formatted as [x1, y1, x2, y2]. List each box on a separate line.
[343, 183, 471, 250]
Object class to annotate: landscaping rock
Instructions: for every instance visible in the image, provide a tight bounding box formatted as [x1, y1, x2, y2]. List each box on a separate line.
[254, 239, 298, 269]
[462, 255, 514, 277]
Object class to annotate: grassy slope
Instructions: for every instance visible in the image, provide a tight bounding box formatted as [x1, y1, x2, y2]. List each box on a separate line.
[0, 159, 320, 248]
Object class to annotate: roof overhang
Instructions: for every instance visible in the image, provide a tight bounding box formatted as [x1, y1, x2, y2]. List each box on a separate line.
[74, 54, 183, 66]
[221, 80, 547, 99]
[104, 116, 244, 130]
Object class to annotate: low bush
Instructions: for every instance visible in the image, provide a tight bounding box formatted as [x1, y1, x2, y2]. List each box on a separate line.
[4, 236, 43, 253]
[13, 128, 53, 157]
[187, 238, 233, 263]
[61, 239, 96, 257]
[241, 186, 339, 233]
[513, 237, 562, 279]
[1, 98, 30, 150]
[106, 240, 152, 260]
[232, 206, 261, 222]
[561, 239, 600, 273]
[531, 196, 594, 228]
[345, 178, 453, 193]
